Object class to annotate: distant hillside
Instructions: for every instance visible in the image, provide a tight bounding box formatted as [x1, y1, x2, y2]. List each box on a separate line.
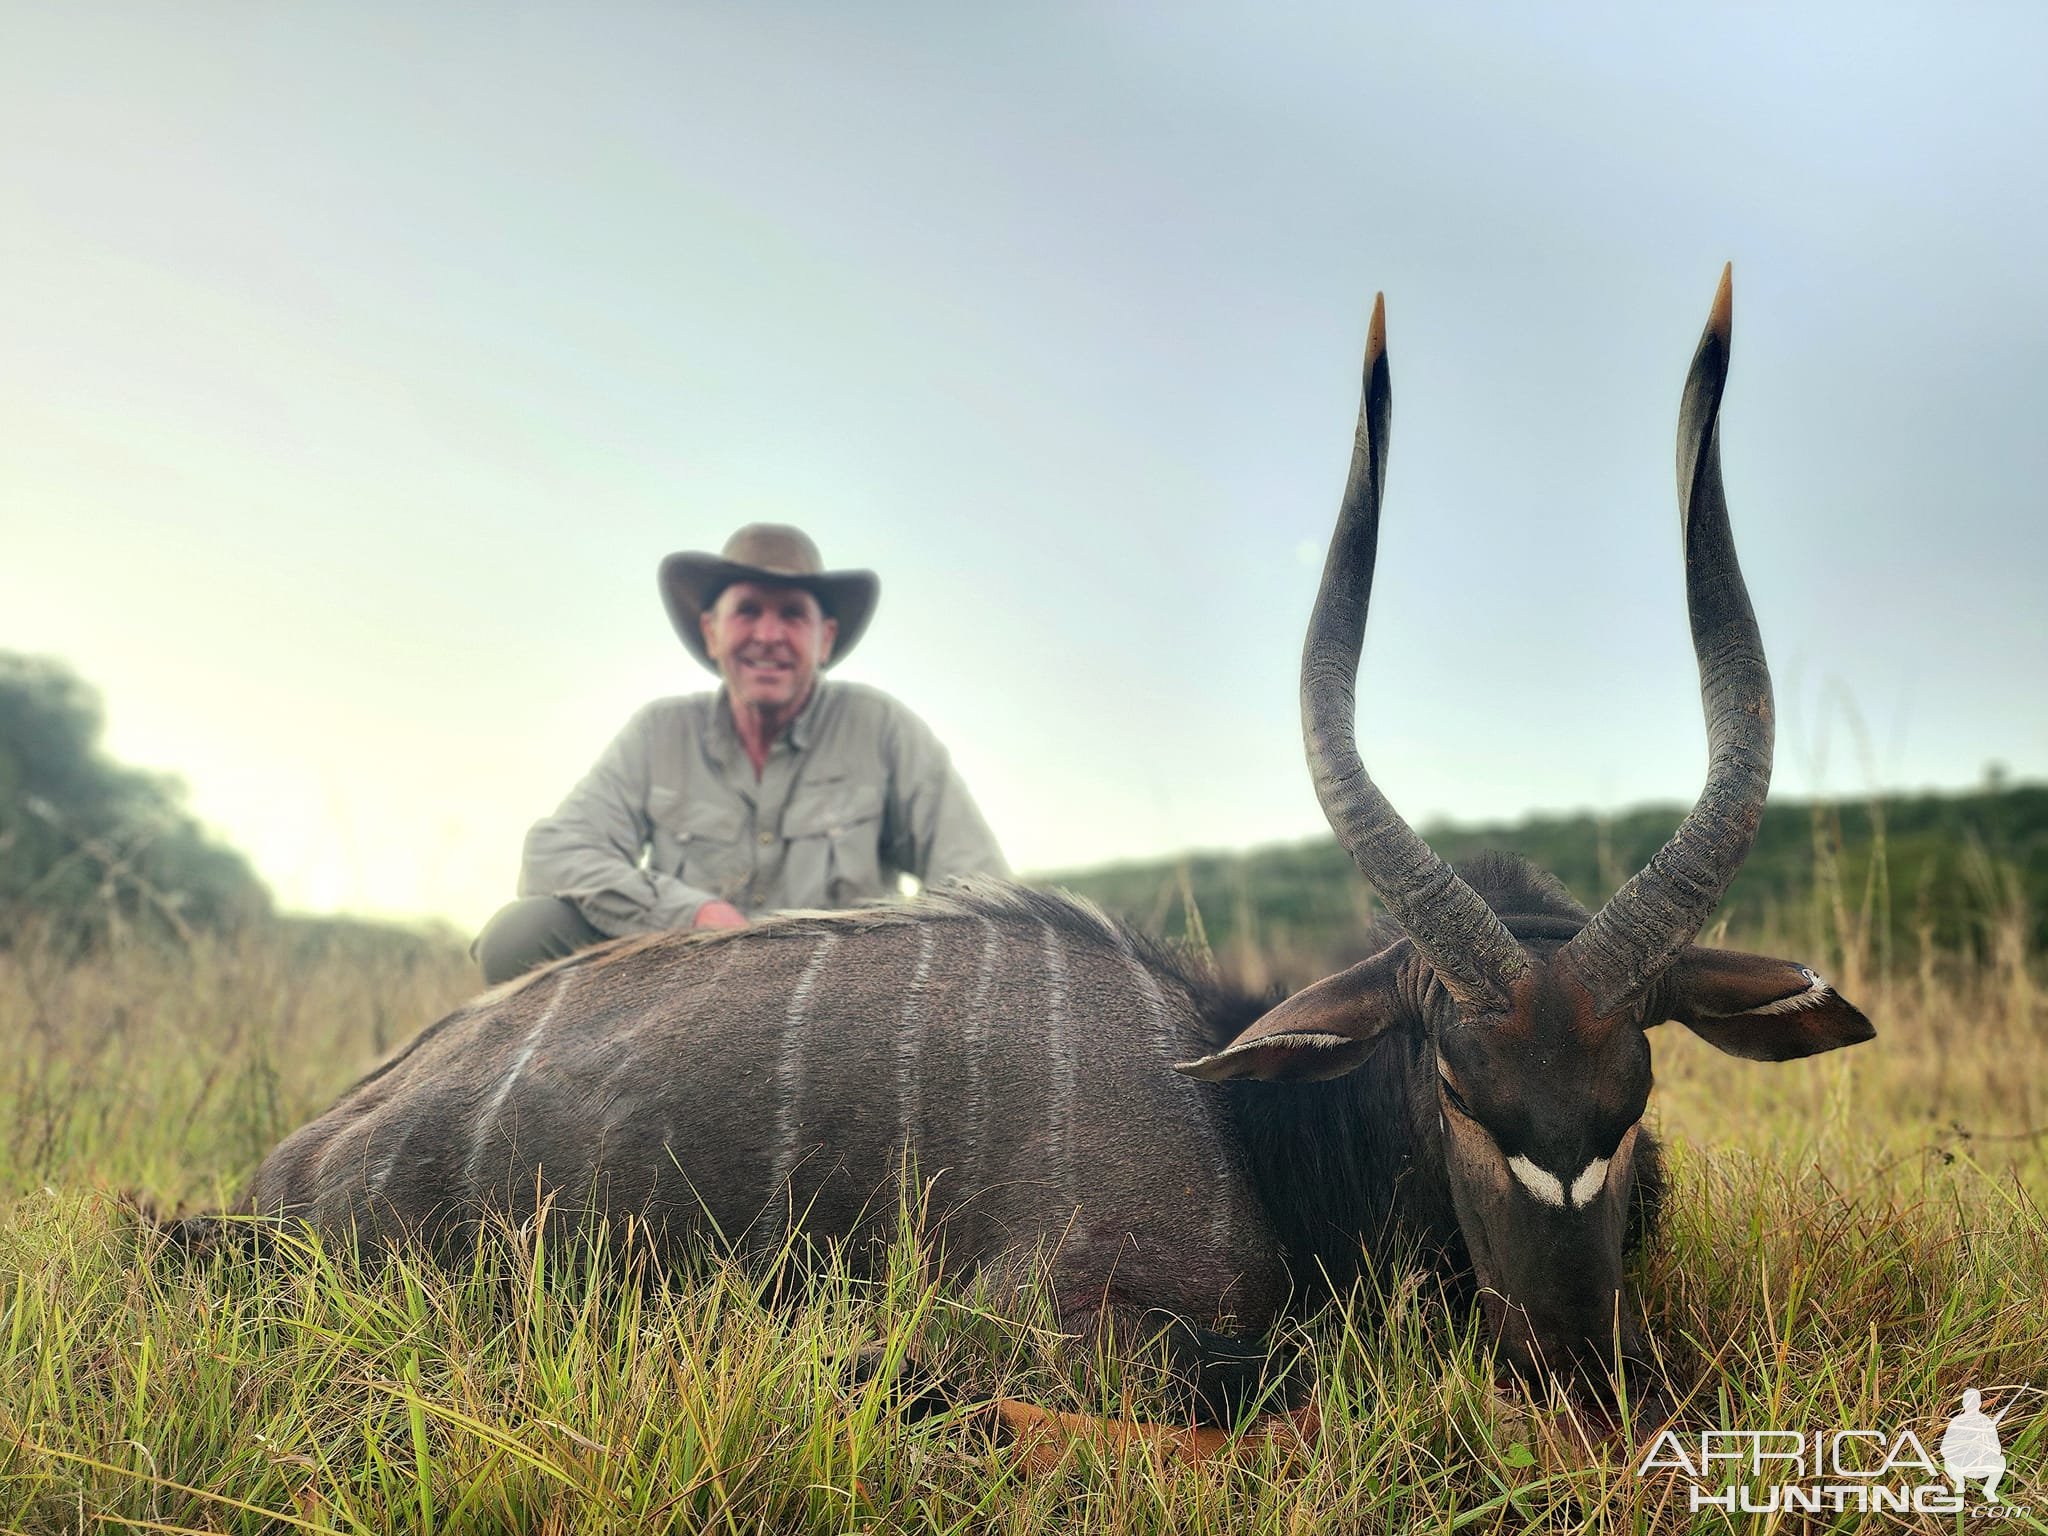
[1039, 784, 2048, 978]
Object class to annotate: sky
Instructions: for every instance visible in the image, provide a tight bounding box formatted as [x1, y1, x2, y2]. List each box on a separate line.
[3, 4, 2044, 932]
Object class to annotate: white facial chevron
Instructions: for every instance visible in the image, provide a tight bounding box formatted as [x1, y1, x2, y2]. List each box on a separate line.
[1509, 1151, 1616, 1210]
[1569, 1156, 1611, 1206]
[1442, 1057, 1633, 1212]
[1507, 1155, 1566, 1207]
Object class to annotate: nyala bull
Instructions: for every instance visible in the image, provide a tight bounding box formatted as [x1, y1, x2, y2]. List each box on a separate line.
[197, 268, 1871, 1421]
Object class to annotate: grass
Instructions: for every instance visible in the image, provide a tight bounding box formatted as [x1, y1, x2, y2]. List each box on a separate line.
[2, 846, 2046, 1533]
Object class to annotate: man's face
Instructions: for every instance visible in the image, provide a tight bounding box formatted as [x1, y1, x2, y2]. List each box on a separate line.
[700, 580, 837, 714]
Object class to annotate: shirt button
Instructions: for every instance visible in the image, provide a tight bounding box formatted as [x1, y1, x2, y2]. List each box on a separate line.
[758, 832, 774, 845]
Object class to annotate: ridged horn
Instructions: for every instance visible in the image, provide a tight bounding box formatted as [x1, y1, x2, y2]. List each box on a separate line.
[1561, 265, 1773, 1014]
[1303, 294, 1529, 1007]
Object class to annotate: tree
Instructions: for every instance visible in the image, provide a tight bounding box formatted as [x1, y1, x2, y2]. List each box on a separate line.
[0, 652, 269, 949]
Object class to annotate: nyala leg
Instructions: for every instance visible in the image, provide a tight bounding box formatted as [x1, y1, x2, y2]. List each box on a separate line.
[1064, 1300, 1297, 1427]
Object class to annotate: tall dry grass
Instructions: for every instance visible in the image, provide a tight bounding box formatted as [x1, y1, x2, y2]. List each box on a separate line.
[1, 828, 2044, 1533]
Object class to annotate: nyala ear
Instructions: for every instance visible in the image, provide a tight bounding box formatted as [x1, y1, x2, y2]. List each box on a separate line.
[1176, 942, 1415, 1083]
[1658, 947, 1876, 1061]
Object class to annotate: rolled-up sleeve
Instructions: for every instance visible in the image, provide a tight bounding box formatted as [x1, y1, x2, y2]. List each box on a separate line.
[519, 707, 716, 936]
[879, 704, 1008, 887]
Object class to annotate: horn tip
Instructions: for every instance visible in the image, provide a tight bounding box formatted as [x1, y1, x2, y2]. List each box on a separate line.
[1366, 292, 1387, 365]
[1708, 263, 1732, 342]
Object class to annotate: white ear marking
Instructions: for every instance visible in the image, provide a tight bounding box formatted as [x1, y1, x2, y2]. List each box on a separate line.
[1748, 971, 1833, 1016]
[1507, 1154, 1566, 1208]
[1568, 1156, 1610, 1207]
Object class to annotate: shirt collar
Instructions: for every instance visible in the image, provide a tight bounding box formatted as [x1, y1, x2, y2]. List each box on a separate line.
[787, 680, 826, 749]
[711, 679, 828, 759]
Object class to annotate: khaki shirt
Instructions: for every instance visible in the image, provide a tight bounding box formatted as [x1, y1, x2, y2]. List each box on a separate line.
[519, 680, 1007, 936]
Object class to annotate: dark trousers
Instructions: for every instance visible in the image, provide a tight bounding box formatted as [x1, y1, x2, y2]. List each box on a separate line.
[471, 896, 613, 985]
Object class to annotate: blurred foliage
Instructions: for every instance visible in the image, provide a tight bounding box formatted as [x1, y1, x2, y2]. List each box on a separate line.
[1045, 784, 2048, 974]
[0, 651, 272, 951]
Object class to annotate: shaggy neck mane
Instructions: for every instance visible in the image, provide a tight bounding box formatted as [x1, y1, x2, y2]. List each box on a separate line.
[1219, 853, 1592, 1298]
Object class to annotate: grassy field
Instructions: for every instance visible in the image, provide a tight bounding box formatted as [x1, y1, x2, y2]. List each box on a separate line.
[2, 847, 2045, 1533]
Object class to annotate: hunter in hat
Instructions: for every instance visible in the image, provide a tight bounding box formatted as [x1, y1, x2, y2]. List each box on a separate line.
[473, 524, 1008, 983]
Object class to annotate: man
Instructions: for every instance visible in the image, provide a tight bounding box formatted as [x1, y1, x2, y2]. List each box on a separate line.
[474, 524, 1007, 983]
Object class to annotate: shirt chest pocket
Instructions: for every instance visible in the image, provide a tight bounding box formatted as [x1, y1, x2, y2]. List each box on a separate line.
[782, 781, 888, 906]
[647, 790, 751, 899]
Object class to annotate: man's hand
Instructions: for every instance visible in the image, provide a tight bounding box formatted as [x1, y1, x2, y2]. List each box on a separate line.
[692, 900, 748, 930]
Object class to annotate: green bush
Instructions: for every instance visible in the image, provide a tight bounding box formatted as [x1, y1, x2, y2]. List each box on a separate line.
[0, 652, 270, 952]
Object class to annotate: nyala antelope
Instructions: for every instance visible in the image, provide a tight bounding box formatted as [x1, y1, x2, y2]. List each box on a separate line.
[188, 267, 1872, 1429]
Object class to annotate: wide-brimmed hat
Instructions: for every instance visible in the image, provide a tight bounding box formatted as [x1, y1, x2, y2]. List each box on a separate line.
[659, 524, 880, 672]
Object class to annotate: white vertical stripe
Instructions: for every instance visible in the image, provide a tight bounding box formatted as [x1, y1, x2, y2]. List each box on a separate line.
[963, 915, 1001, 1118]
[1116, 937, 1176, 1060]
[368, 1123, 408, 1200]
[462, 969, 573, 1188]
[1115, 933, 1238, 1254]
[962, 916, 1003, 1215]
[766, 932, 840, 1215]
[895, 925, 938, 1156]
[1041, 922, 1075, 1231]
[643, 939, 738, 1159]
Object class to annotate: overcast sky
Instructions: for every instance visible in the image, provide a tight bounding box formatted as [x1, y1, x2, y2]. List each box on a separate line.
[4, 4, 2043, 930]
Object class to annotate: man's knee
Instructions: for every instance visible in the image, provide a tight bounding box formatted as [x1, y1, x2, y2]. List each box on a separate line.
[472, 897, 606, 985]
